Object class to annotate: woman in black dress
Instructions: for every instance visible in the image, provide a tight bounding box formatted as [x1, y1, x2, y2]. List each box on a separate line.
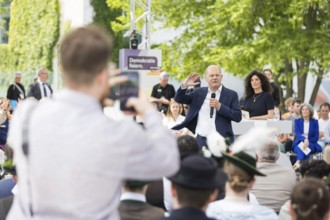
[243, 70, 274, 120]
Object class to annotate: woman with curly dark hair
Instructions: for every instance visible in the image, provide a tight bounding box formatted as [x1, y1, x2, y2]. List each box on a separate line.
[243, 70, 275, 120]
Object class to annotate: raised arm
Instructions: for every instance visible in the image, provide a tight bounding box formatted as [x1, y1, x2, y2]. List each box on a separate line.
[174, 73, 200, 104]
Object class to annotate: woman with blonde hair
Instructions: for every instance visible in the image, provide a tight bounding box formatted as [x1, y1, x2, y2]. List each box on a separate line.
[162, 99, 189, 138]
[206, 151, 277, 220]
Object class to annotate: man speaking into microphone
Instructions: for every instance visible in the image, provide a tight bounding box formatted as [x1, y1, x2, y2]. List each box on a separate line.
[173, 65, 241, 149]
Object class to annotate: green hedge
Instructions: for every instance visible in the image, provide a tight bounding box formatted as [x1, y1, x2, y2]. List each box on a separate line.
[0, 0, 60, 97]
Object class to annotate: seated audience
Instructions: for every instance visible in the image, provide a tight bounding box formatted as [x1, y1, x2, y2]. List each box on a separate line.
[162, 99, 189, 138]
[286, 99, 301, 121]
[322, 121, 330, 163]
[251, 138, 296, 213]
[282, 98, 294, 120]
[292, 103, 322, 169]
[290, 178, 329, 220]
[317, 102, 330, 148]
[279, 160, 330, 220]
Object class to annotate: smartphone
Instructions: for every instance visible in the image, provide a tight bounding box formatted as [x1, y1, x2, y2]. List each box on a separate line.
[118, 71, 139, 112]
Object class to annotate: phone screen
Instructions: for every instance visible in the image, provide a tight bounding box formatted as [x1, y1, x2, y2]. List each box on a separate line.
[119, 71, 139, 112]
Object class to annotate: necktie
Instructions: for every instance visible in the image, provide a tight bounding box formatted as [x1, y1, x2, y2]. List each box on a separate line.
[42, 83, 47, 97]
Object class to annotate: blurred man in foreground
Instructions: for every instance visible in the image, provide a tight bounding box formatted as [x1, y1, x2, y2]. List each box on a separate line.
[7, 25, 179, 220]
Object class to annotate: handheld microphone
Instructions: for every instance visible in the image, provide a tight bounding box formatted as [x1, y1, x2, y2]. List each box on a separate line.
[210, 93, 216, 118]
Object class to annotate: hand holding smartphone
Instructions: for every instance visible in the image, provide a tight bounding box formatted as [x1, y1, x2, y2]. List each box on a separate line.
[117, 71, 139, 112]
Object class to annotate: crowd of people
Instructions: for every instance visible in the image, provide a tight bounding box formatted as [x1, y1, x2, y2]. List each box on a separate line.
[0, 25, 330, 220]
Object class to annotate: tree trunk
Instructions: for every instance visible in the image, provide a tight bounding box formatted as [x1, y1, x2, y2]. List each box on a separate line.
[309, 69, 323, 105]
[297, 59, 309, 101]
[284, 58, 293, 99]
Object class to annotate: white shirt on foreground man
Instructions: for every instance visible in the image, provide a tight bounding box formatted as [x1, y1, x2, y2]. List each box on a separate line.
[6, 26, 179, 220]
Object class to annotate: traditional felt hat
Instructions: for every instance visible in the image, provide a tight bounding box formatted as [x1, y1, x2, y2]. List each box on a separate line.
[169, 154, 223, 189]
[222, 151, 265, 176]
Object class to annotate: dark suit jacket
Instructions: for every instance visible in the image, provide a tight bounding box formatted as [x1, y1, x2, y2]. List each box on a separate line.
[159, 207, 215, 220]
[119, 200, 164, 220]
[6, 83, 26, 101]
[293, 118, 322, 152]
[27, 82, 53, 100]
[0, 195, 13, 220]
[146, 180, 165, 210]
[173, 86, 242, 143]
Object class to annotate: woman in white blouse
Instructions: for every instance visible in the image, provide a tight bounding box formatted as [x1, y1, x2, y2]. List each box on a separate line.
[162, 99, 189, 138]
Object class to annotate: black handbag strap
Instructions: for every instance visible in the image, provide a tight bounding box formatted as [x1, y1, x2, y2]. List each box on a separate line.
[20, 102, 38, 216]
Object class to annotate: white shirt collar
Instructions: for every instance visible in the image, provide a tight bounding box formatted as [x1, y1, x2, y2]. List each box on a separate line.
[208, 84, 222, 96]
[120, 192, 146, 202]
[37, 78, 44, 84]
[12, 184, 18, 195]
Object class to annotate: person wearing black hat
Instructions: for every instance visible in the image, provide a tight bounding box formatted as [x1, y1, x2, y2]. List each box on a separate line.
[206, 151, 277, 220]
[159, 154, 220, 220]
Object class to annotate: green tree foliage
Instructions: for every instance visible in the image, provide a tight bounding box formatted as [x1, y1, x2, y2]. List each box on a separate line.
[106, 0, 330, 104]
[152, 0, 330, 104]
[91, 0, 127, 65]
[0, 0, 59, 96]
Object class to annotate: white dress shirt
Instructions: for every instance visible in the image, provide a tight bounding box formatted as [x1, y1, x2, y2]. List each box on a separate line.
[37, 79, 51, 98]
[319, 118, 329, 132]
[206, 198, 278, 220]
[120, 192, 146, 202]
[195, 86, 222, 137]
[7, 89, 179, 220]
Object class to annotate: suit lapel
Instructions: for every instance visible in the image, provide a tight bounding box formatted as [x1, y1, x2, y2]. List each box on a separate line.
[219, 86, 226, 103]
[308, 119, 314, 138]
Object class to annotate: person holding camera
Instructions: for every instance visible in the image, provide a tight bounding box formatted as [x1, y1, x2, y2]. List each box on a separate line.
[6, 26, 179, 220]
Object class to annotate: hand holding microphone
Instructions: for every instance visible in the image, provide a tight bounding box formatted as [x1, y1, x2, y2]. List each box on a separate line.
[210, 93, 221, 118]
